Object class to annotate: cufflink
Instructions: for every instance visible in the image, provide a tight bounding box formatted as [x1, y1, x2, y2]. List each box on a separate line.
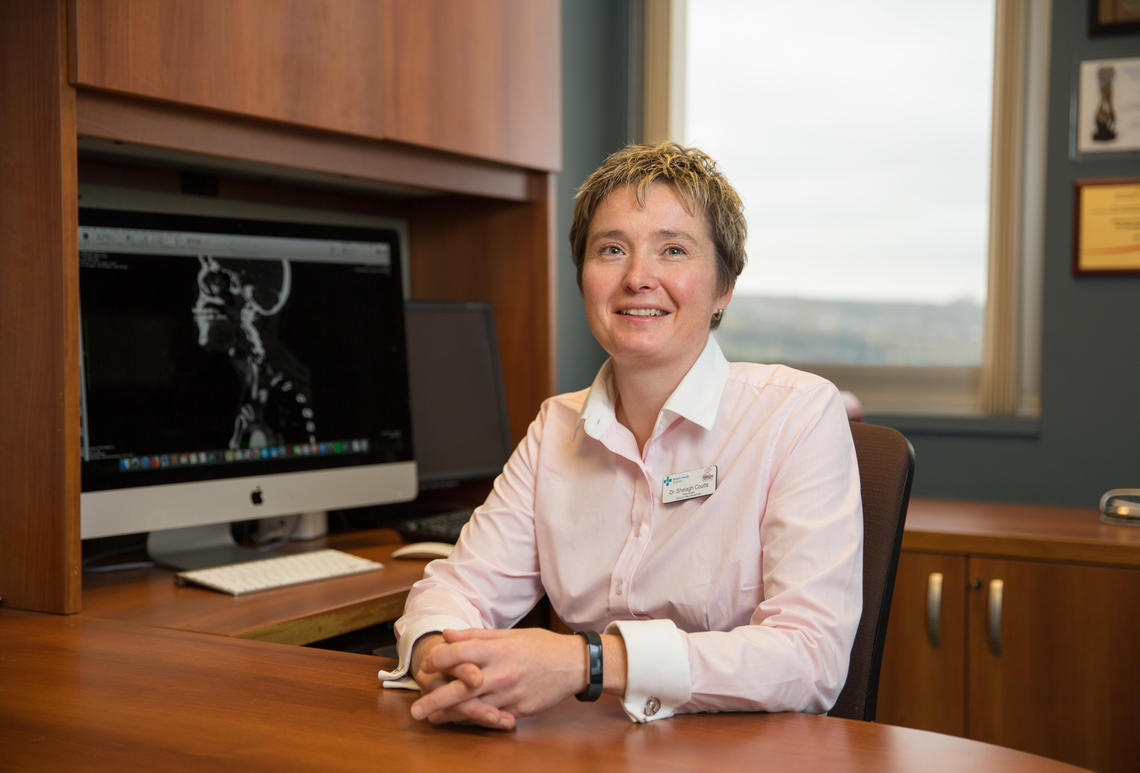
[644, 696, 661, 717]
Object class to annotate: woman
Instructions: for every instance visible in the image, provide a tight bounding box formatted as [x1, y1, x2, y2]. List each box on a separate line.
[379, 143, 862, 729]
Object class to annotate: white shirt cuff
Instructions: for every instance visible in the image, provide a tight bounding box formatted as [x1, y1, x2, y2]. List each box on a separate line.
[377, 614, 468, 691]
[605, 619, 691, 722]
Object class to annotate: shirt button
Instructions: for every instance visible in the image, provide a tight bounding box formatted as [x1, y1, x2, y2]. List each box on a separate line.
[644, 697, 661, 717]
[615, 580, 623, 595]
[638, 524, 649, 538]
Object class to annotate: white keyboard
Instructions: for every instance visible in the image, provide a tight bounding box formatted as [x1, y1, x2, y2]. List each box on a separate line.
[175, 549, 383, 596]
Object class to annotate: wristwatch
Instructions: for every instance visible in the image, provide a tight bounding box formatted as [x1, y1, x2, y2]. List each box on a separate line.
[574, 630, 603, 701]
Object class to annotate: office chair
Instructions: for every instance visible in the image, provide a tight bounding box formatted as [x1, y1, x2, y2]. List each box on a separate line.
[828, 421, 915, 722]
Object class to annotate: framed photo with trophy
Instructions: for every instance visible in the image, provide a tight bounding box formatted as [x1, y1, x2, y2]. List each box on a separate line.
[1074, 57, 1140, 156]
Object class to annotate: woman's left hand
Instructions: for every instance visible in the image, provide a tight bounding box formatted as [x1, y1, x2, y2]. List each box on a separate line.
[409, 628, 585, 726]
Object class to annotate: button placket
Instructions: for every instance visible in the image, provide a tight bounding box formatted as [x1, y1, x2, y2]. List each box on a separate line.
[610, 464, 654, 610]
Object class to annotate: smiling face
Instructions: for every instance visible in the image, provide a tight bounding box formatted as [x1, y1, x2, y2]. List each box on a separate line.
[582, 182, 733, 377]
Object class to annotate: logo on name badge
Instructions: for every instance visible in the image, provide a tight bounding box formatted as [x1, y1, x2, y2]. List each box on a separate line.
[662, 465, 718, 504]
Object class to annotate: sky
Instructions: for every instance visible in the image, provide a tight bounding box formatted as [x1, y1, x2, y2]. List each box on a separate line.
[684, 0, 995, 304]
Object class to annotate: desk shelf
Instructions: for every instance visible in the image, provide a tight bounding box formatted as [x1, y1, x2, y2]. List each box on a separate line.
[80, 529, 425, 645]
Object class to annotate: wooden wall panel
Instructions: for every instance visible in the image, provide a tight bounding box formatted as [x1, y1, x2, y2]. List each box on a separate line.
[70, 0, 387, 139]
[0, 0, 82, 613]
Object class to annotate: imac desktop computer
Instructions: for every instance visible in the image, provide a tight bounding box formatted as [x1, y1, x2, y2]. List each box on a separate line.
[78, 206, 417, 570]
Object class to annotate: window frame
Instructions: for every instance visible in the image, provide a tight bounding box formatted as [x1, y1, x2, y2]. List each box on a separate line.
[640, 0, 1048, 418]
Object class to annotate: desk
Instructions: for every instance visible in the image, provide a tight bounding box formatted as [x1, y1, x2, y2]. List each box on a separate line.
[0, 610, 1086, 772]
[80, 528, 425, 644]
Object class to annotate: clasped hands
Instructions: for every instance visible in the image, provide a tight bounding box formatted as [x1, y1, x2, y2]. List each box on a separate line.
[408, 627, 590, 730]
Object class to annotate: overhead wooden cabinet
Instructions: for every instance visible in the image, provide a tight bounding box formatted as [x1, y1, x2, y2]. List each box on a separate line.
[0, 1, 560, 614]
[69, 0, 560, 170]
[380, 0, 560, 169]
[877, 499, 1140, 773]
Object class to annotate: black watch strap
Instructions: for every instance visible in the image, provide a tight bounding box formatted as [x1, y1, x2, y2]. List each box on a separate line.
[574, 630, 603, 702]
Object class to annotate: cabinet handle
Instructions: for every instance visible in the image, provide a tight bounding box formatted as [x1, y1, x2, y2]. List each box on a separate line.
[987, 578, 1004, 656]
[926, 572, 943, 647]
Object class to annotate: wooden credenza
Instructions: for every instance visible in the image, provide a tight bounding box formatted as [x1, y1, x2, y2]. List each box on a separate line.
[0, 1, 560, 615]
[877, 497, 1140, 773]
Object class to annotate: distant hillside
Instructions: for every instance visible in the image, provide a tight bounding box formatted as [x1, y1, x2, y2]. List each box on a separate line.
[717, 295, 983, 366]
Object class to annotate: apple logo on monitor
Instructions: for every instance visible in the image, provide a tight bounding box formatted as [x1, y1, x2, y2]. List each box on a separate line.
[250, 487, 264, 506]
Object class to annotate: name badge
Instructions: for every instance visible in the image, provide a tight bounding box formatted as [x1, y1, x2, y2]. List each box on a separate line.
[662, 465, 717, 504]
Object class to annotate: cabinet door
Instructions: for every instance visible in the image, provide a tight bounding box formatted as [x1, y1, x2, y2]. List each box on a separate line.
[967, 557, 1140, 773]
[70, 0, 388, 138]
[876, 551, 967, 735]
[70, 0, 560, 170]
[380, 0, 559, 169]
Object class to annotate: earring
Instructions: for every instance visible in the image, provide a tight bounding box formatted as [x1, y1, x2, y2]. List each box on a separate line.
[712, 308, 724, 323]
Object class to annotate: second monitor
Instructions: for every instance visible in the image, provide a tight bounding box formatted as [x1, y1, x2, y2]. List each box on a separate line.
[404, 300, 514, 490]
[393, 301, 514, 544]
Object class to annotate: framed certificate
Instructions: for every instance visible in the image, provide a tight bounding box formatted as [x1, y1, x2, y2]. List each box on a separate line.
[1074, 178, 1140, 275]
[1090, 0, 1140, 35]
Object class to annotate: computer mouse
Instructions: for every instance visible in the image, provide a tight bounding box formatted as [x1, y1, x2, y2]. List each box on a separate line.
[391, 541, 454, 560]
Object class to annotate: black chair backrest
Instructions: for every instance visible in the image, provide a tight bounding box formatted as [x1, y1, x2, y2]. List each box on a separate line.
[828, 421, 914, 721]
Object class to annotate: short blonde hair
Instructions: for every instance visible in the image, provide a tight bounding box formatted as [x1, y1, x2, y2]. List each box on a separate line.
[569, 142, 747, 301]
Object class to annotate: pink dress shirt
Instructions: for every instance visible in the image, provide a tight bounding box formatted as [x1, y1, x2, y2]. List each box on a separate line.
[379, 336, 863, 722]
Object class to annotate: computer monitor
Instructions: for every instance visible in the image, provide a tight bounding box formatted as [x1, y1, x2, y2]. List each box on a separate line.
[404, 301, 513, 489]
[78, 207, 417, 569]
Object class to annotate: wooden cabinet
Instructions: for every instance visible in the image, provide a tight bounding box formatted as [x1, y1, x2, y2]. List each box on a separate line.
[877, 499, 1140, 773]
[70, 0, 387, 141]
[0, 1, 559, 614]
[967, 557, 1140, 772]
[69, 0, 560, 170]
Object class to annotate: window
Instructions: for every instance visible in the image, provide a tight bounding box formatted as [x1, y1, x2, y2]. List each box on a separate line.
[641, 0, 1047, 417]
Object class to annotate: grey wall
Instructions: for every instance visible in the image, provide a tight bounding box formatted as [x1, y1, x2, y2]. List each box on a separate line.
[556, 0, 631, 393]
[557, 2, 1140, 507]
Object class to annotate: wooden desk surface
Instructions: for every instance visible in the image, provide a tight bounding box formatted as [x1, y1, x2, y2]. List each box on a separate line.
[904, 497, 1140, 567]
[0, 610, 1086, 772]
[80, 528, 430, 644]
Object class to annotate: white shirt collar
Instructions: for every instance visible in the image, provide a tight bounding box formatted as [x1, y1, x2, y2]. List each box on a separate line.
[580, 336, 730, 439]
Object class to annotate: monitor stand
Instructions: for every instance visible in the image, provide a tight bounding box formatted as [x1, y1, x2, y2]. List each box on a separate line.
[147, 523, 265, 571]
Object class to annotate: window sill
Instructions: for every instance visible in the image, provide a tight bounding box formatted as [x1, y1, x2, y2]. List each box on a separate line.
[865, 413, 1041, 438]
